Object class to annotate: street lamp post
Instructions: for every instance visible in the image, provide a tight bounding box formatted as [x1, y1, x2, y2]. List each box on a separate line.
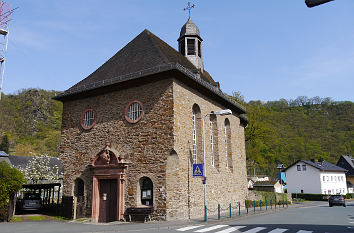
[202, 109, 232, 221]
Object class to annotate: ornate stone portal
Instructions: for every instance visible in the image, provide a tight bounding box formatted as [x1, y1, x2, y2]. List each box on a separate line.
[91, 142, 129, 222]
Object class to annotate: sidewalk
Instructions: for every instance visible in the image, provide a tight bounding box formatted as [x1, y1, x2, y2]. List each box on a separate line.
[69, 201, 325, 227]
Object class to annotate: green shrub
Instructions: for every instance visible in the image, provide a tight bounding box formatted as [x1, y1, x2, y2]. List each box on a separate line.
[345, 193, 353, 199]
[0, 161, 26, 220]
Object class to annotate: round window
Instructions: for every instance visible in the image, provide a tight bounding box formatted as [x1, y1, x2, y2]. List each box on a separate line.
[125, 100, 144, 123]
[80, 109, 96, 130]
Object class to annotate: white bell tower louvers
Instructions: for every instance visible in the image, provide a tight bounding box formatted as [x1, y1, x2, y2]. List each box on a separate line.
[178, 3, 204, 72]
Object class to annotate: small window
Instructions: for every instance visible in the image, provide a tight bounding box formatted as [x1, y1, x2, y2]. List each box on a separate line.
[331, 176, 333, 182]
[80, 109, 96, 130]
[125, 100, 144, 123]
[187, 39, 195, 55]
[302, 165, 306, 171]
[323, 176, 325, 182]
[297, 165, 301, 171]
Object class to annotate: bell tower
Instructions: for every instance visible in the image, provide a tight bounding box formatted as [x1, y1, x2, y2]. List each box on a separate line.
[178, 10, 204, 72]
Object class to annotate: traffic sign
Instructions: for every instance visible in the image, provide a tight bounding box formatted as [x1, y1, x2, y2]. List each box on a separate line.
[193, 164, 203, 177]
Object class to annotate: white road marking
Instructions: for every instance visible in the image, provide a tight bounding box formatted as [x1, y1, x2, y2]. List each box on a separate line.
[296, 230, 313, 233]
[268, 229, 288, 233]
[242, 227, 267, 233]
[214, 226, 246, 233]
[176, 225, 205, 231]
[194, 225, 228, 232]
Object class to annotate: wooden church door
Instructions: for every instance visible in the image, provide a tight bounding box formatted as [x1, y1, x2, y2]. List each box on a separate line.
[98, 179, 117, 222]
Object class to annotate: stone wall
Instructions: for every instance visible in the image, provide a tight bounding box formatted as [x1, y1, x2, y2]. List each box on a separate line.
[60, 78, 174, 219]
[167, 79, 248, 220]
[59, 75, 248, 221]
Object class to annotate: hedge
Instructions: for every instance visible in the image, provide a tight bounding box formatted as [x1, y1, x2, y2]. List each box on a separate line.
[292, 193, 330, 201]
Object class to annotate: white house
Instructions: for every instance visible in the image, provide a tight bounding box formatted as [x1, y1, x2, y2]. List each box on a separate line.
[284, 159, 348, 195]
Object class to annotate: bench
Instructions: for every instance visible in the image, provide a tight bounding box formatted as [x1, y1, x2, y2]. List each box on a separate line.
[124, 207, 153, 222]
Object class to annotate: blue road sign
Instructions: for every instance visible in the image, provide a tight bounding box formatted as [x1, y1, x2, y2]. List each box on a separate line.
[193, 164, 203, 177]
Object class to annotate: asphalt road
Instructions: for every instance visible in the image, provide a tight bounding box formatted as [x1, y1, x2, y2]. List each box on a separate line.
[1, 201, 353, 233]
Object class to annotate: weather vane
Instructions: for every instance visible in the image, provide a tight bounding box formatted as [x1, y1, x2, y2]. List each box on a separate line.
[184, 2, 195, 19]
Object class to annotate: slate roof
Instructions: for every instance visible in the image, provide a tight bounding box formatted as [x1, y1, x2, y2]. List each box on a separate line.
[8, 155, 64, 174]
[0, 150, 9, 157]
[283, 160, 348, 172]
[179, 18, 201, 40]
[53, 29, 247, 120]
[337, 155, 354, 176]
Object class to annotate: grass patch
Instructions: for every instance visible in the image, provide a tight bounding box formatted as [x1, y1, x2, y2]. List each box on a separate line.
[54, 216, 70, 221]
[11, 217, 23, 222]
[28, 216, 47, 221]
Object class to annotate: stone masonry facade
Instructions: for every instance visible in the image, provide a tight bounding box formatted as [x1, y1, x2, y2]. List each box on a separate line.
[60, 76, 247, 220]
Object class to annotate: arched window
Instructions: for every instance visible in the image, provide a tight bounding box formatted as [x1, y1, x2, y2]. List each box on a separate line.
[139, 177, 153, 206]
[192, 104, 202, 164]
[209, 114, 219, 168]
[75, 178, 84, 197]
[224, 118, 233, 171]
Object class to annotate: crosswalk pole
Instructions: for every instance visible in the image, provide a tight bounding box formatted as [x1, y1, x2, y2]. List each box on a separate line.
[229, 203, 231, 218]
[218, 204, 220, 220]
[204, 205, 207, 222]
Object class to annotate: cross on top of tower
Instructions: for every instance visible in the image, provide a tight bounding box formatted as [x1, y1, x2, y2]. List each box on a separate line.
[184, 2, 195, 19]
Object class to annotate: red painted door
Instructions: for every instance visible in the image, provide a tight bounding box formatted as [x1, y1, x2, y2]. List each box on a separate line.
[98, 179, 117, 222]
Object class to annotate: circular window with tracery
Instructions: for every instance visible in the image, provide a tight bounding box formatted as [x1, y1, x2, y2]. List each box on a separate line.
[80, 109, 96, 130]
[125, 100, 144, 123]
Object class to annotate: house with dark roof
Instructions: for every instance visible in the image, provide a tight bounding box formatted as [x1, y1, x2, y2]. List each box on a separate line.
[336, 155, 354, 193]
[54, 18, 248, 222]
[253, 180, 284, 193]
[284, 159, 348, 195]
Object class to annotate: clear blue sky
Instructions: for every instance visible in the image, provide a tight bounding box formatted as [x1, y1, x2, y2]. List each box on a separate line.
[3, 0, 354, 102]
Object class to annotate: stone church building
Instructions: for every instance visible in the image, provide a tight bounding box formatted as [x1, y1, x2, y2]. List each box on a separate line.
[55, 18, 248, 222]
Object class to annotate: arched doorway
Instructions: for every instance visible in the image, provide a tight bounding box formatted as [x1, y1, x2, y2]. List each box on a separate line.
[91, 142, 129, 223]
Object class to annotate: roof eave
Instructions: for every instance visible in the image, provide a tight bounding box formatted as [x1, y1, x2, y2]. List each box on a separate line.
[53, 62, 247, 117]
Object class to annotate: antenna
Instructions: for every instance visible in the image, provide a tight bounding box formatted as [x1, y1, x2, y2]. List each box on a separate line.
[0, 1, 17, 100]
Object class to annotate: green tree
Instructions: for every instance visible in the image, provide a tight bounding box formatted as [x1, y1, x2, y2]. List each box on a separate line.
[0, 134, 9, 153]
[0, 161, 26, 210]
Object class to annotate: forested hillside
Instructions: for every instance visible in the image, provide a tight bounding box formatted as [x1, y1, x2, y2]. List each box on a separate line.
[235, 95, 354, 177]
[0, 89, 62, 156]
[0, 89, 353, 178]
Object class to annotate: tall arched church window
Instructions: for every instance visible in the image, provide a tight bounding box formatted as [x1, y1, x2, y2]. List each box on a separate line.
[224, 118, 233, 171]
[209, 114, 217, 167]
[192, 104, 202, 164]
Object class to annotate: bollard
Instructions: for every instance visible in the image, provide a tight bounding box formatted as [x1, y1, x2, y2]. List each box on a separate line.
[229, 203, 232, 218]
[218, 204, 220, 220]
[275, 199, 276, 209]
[270, 199, 272, 209]
[266, 199, 267, 210]
[254, 200, 256, 213]
[204, 205, 207, 222]
[246, 201, 249, 214]
[283, 200, 284, 208]
[260, 200, 262, 211]
[238, 202, 241, 216]
[286, 200, 288, 208]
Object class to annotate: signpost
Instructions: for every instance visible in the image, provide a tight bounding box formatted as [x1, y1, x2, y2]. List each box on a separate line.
[192, 164, 203, 177]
